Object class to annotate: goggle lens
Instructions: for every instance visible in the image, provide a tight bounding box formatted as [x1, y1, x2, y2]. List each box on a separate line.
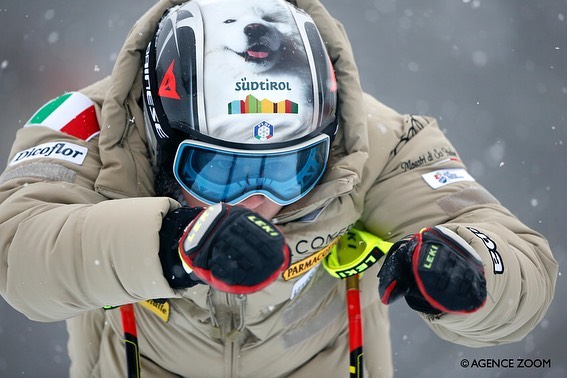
[173, 135, 330, 205]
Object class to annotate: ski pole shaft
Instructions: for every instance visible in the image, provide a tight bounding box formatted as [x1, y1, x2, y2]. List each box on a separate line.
[346, 275, 363, 378]
[120, 304, 141, 378]
[322, 229, 391, 377]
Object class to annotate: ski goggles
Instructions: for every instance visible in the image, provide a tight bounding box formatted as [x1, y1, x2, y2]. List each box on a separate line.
[173, 134, 330, 206]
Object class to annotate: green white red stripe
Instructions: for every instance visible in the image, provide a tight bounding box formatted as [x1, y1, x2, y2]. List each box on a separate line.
[25, 92, 100, 141]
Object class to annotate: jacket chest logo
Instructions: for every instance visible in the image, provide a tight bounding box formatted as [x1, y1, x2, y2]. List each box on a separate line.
[282, 238, 339, 281]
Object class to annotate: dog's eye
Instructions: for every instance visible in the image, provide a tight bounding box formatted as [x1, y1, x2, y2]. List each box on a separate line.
[262, 15, 276, 23]
[223, 19, 236, 24]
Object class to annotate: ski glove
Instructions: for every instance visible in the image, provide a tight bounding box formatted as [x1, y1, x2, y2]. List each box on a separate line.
[177, 203, 291, 294]
[378, 226, 487, 314]
[159, 207, 205, 289]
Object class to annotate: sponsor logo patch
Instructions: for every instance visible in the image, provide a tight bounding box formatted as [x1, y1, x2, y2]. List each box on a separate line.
[140, 299, 170, 323]
[9, 142, 88, 166]
[282, 238, 338, 281]
[422, 168, 475, 189]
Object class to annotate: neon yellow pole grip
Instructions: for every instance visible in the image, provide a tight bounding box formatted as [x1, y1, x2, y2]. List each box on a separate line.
[322, 228, 393, 279]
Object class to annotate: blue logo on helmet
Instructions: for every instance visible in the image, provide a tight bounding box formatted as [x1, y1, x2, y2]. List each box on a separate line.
[253, 121, 274, 141]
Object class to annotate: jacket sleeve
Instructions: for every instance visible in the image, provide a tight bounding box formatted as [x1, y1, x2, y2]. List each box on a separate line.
[360, 94, 558, 347]
[0, 125, 179, 323]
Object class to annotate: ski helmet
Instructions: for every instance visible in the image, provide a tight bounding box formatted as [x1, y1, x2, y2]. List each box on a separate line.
[143, 0, 338, 205]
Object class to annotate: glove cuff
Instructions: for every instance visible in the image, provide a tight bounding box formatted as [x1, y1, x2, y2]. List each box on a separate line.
[159, 207, 204, 289]
[405, 294, 443, 315]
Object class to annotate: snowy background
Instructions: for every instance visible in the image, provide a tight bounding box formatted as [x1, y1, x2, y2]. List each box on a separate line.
[0, 0, 565, 377]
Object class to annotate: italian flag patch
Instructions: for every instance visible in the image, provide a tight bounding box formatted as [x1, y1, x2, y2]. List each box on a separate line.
[25, 92, 100, 141]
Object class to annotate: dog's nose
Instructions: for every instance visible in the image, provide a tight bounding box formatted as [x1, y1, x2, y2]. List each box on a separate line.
[244, 23, 269, 39]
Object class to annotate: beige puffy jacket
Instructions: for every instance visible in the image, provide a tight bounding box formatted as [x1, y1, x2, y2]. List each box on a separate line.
[0, 0, 557, 377]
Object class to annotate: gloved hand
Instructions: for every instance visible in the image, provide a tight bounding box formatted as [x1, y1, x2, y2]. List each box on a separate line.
[177, 203, 291, 294]
[159, 207, 205, 289]
[378, 226, 487, 314]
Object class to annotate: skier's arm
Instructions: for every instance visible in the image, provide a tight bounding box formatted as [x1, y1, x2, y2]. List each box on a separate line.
[0, 169, 180, 321]
[361, 109, 558, 347]
[0, 92, 181, 322]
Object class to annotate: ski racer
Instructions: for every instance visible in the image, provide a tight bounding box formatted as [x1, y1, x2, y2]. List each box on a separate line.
[0, 0, 557, 377]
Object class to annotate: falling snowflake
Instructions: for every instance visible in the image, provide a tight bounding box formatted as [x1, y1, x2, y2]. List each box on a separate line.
[47, 31, 59, 44]
[44, 9, 55, 20]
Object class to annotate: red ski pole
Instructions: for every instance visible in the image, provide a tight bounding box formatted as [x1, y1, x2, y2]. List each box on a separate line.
[323, 228, 392, 378]
[346, 275, 363, 378]
[120, 304, 141, 378]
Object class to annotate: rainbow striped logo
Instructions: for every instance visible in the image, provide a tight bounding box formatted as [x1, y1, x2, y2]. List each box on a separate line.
[228, 94, 298, 115]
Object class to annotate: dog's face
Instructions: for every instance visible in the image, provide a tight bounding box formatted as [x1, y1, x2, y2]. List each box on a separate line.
[197, 0, 299, 73]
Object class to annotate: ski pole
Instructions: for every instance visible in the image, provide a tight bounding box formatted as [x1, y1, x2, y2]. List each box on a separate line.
[120, 303, 141, 378]
[346, 274, 363, 378]
[323, 228, 393, 378]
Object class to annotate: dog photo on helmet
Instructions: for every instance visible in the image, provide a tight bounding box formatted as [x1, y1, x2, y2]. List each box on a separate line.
[197, 0, 319, 143]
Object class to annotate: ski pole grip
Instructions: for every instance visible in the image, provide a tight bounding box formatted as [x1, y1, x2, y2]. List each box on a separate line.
[323, 228, 392, 279]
